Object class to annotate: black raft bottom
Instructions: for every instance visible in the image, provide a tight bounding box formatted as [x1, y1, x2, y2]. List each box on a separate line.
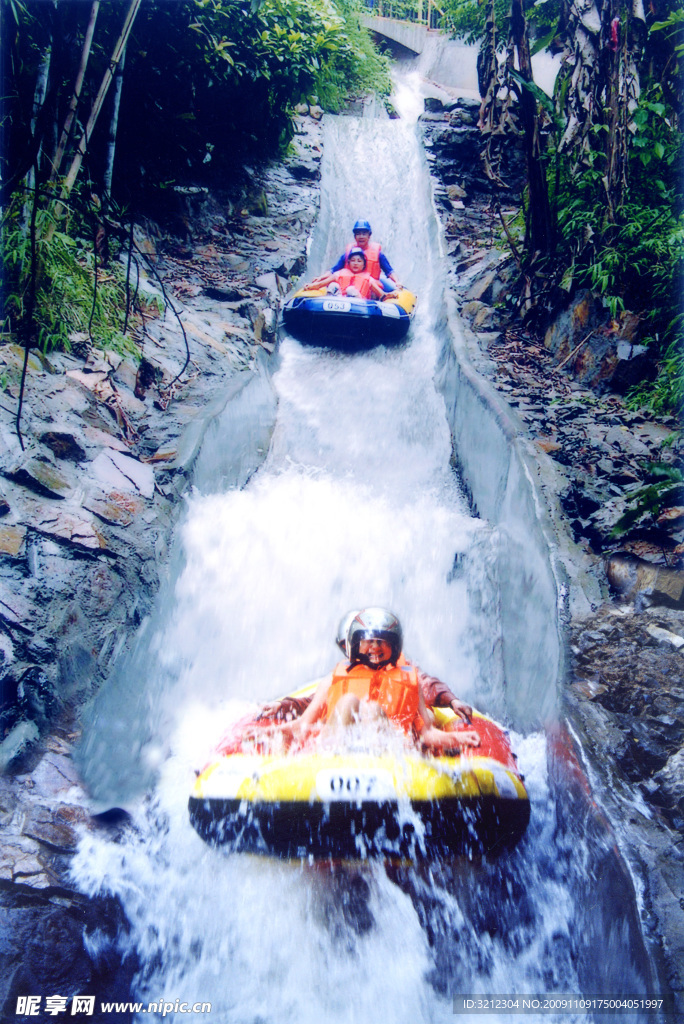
[188, 797, 530, 859]
[282, 311, 410, 350]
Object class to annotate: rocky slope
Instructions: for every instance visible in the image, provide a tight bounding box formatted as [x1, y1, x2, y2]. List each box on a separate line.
[0, 110, 323, 1017]
[419, 94, 684, 1007]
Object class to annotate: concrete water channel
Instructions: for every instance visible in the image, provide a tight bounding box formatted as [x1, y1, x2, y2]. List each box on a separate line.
[69, 73, 671, 1023]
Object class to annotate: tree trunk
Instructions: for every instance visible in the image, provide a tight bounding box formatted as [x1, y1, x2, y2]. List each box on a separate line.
[48, 0, 142, 233]
[21, 44, 52, 233]
[510, 0, 553, 255]
[103, 43, 126, 204]
[50, 0, 100, 183]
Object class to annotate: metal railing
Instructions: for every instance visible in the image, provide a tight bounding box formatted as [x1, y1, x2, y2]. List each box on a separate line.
[363, 0, 444, 29]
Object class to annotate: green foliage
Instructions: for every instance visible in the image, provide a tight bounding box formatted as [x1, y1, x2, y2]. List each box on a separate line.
[439, 0, 561, 45]
[3, 0, 391, 358]
[628, 331, 684, 417]
[439, 0, 682, 415]
[313, 0, 391, 111]
[103, 0, 390, 189]
[437, 0, 505, 43]
[191, 0, 388, 134]
[611, 462, 684, 537]
[551, 86, 684, 412]
[2, 198, 140, 358]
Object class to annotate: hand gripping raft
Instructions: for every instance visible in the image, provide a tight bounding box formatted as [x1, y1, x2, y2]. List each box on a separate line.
[189, 686, 530, 860]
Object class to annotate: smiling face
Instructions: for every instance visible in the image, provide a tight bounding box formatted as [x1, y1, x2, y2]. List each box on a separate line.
[359, 638, 392, 666]
[353, 230, 371, 249]
[348, 253, 366, 273]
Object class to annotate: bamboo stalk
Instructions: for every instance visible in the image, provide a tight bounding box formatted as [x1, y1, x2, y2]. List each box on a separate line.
[48, 0, 141, 234]
[50, 0, 100, 182]
[103, 43, 127, 202]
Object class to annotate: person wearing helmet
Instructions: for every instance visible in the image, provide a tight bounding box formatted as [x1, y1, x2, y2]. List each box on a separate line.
[307, 248, 389, 299]
[328, 221, 402, 293]
[259, 608, 472, 725]
[271, 608, 480, 753]
[258, 609, 361, 723]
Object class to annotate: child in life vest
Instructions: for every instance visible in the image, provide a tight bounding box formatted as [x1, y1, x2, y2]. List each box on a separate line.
[309, 248, 396, 300]
[253, 608, 480, 754]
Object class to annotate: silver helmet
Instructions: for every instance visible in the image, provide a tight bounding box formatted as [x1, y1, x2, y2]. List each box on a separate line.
[347, 607, 403, 666]
[336, 609, 360, 657]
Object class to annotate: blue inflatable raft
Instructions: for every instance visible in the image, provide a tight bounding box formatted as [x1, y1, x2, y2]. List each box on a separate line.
[282, 287, 417, 349]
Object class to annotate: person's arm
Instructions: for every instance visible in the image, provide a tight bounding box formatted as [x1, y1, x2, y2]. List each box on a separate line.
[308, 270, 336, 288]
[286, 671, 333, 738]
[417, 668, 472, 721]
[379, 251, 401, 286]
[419, 722, 481, 751]
[330, 254, 347, 273]
[257, 694, 312, 721]
[244, 673, 331, 744]
[412, 681, 479, 750]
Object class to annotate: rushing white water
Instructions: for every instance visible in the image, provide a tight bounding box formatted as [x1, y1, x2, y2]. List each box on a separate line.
[74, 84, 657, 1024]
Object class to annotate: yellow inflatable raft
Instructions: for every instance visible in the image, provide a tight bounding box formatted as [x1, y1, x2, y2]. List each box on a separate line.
[189, 687, 530, 860]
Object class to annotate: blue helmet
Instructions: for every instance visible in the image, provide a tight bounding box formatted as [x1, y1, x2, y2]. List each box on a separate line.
[353, 220, 372, 234]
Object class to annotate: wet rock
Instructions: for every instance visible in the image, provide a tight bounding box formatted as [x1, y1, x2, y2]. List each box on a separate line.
[465, 270, 499, 304]
[0, 721, 40, 772]
[28, 506, 109, 552]
[83, 490, 145, 527]
[447, 183, 467, 201]
[39, 431, 87, 463]
[646, 623, 684, 649]
[85, 348, 122, 374]
[543, 292, 658, 396]
[606, 552, 684, 609]
[20, 750, 82, 798]
[252, 306, 278, 350]
[0, 524, 26, 557]
[17, 667, 61, 730]
[21, 803, 89, 852]
[134, 357, 163, 400]
[91, 451, 155, 499]
[0, 888, 140, 1018]
[610, 342, 655, 395]
[86, 564, 125, 617]
[0, 838, 53, 886]
[0, 581, 38, 632]
[58, 639, 97, 701]
[255, 270, 289, 297]
[461, 300, 488, 323]
[81, 425, 129, 452]
[66, 368, 116, 403]
[648, 748, 684, 813]
[5, 456, 74, 500]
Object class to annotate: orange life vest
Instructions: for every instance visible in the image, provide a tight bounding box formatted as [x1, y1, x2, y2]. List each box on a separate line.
[345, 241, 382, 280]
[325, 655, 420, 732]
[334, 267, 374, 299]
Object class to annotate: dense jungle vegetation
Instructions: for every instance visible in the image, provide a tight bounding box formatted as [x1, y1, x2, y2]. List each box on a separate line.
[1, 0, 390, 353]
[1, 0, 682, 413]
[439, 0, 684, 414]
